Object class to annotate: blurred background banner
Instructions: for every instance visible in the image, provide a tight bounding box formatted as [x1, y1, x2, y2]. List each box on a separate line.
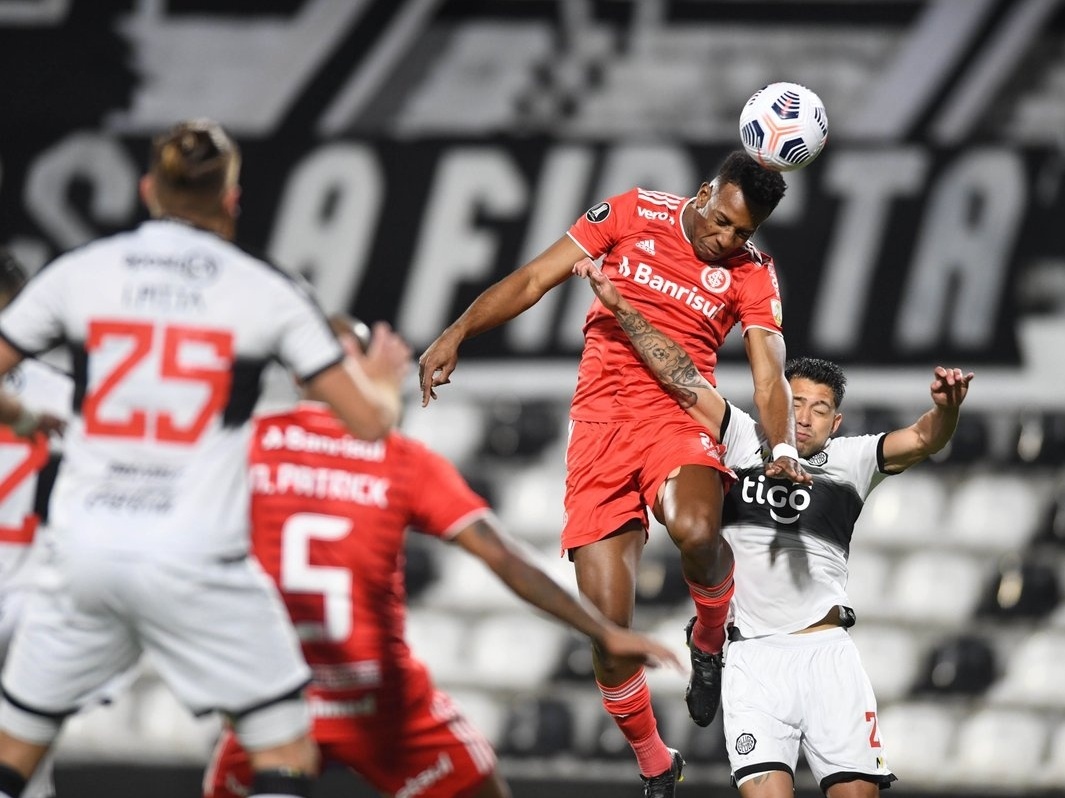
[2, 0, 1062, 368]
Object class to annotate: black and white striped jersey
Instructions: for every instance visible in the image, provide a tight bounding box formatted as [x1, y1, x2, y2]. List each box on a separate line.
[720, 403, 890, 637]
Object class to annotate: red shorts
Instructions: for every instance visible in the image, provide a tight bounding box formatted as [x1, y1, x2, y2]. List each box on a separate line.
[562, 415, 734, 552]
[203, 670, 496, 798]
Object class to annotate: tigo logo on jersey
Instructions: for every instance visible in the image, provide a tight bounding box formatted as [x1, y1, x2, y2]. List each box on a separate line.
[585, 202, 611, 223]
[740, 473, 811, 524]
[635, 239, 656, 257]
[700, 267, 731, 294]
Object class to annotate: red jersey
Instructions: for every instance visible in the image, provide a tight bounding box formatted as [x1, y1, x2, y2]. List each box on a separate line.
[247, 403, 490, 741]
[567, 187, 783, 421]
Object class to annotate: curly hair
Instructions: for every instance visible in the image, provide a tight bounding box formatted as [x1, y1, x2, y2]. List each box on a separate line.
[785, 356, 846, 409]
[716, 150, 787, 214]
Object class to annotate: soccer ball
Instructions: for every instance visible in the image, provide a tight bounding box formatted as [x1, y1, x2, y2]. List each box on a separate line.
[739, 82, 828, 172]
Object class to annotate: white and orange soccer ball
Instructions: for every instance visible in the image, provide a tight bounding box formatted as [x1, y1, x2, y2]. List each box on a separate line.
[739, 82, 828, 172]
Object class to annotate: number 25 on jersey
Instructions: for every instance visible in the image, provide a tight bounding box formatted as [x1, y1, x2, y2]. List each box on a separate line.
[82, 320, 234, 444]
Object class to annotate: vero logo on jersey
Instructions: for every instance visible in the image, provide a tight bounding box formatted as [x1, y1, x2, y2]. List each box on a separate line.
[740, 473, 811, 524]
[616, 256, 725, 319]
[637, 206, 673, 224]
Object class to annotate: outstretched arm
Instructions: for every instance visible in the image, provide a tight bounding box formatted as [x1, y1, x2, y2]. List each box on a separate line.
[418, 235, 585, 406]
[572, 258, 727, 438]
[744, 328, 810, 484]
[452, 518, 681, 669]
[882, 366, 974, 473]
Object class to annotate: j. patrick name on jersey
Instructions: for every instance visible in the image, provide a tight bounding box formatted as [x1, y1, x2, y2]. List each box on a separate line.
[616, 256, 726, 319]
[249, 462, 389, 507]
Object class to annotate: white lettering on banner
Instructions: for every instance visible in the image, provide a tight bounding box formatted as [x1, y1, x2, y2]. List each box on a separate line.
[25, 133, 138, 251]
[630, 262, 725, 319]
[267, 144, 382, 315]
[398, 148, 528, 342]
[508, 145, 596, 352]
[897, 149, 1022, 350]
[255, 463, 390, 506]
[812, 149, 928, 354]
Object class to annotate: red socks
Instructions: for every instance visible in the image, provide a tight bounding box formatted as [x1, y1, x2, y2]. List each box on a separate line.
[686, 566, 735, 654]
[597, 669, 673, 777]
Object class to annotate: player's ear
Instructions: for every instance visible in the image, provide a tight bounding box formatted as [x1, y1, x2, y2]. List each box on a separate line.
[831, 412, 843, 435]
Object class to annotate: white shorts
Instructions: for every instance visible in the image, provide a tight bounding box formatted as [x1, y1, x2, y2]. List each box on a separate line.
[722, 627, 896, 791]
[0, 548, 310, 719]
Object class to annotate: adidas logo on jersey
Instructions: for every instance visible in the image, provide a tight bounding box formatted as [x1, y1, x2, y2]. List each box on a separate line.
[635, 239, 656, 257]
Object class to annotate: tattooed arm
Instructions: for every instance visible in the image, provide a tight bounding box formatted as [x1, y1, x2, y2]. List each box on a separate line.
[573, 258, 727, 437]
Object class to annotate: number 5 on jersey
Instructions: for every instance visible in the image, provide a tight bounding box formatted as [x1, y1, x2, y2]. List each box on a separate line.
[82, 320, 234, 444]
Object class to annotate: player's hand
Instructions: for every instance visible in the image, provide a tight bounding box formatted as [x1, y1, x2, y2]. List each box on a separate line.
[418, 328, 462, 407]
[359, 322, 412, 390]
[597, 627, 683, 672]
[573, 258, 623, 312]
[10, 408, 65, 439]
[930, 366, 974, 409]
[765, 455, 812, 485]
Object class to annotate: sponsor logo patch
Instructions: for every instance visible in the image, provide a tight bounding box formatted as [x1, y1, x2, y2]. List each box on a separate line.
[585, 202, 611, 223]
[807, 450, 828, 467]
[771, 298, 783, 326]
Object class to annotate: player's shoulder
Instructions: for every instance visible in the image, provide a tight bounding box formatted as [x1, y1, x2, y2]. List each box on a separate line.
[814, 434, 883, 470]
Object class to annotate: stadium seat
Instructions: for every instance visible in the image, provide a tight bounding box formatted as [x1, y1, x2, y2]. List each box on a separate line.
[926, 412, 991, 466]
[493, 461, 568, 546]
[876, 701, 958, 787]
[848, 624, 922, 702]
[976, 556, 1061, 620]
[446, 688, 507, 748]
[403, 534, 440, 600]
[1009, 409, 1065, 467]
[466, 613, 567, 691]
[853, 472, 948, 550]
[888, 551, 985, 626]
[946, 708, 1047, 790]
[1041, 719, 1065, 790]
[400, 397, 486, 467]
[911, 634, 996, 697]
[552, 632, 596, 683]
[635, 548, 690, 607]
[479, 396, 564, 459]
[989, 629, 1065, 709]
[944, 473, 1044, 552]
[498, 695, 574, 758]
[404, 608, 472, 688]
[1033, 483, 1065, 548]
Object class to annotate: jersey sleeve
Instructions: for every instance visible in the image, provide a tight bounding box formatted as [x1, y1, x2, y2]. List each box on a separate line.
[737, 258, 784, 336]
[0, 259, 69, 356]
[566, 189, 636, 260]
[405, 439, 490, 539]
[271, 274, 345, 382]
[720, 403, 766, 470]
[837, 433, 891, 499]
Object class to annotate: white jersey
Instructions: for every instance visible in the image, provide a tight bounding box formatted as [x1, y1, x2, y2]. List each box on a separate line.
[0, 220, 343, 560]
[720, 403, 889, 636]
[0, 359, 71, 592]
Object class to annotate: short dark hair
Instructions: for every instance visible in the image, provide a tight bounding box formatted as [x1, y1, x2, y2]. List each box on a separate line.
[785, 356, 846, 409]
[0, 248, 27, 299]
[716, 150, 787, 215]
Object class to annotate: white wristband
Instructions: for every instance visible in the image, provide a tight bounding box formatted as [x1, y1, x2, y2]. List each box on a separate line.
[772, 443, 799, 461]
